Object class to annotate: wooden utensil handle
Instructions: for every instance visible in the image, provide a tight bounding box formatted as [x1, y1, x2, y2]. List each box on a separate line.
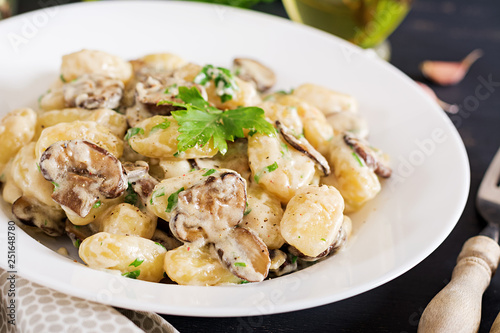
[491, 312, 500, 333]
[418, 236, 500, 333]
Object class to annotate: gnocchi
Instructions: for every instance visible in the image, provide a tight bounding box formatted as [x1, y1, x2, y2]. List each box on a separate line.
[1, 50, 392, 286]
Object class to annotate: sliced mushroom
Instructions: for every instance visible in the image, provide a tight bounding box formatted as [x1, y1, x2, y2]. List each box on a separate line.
[213, 227, 270, 282]
[343, 132, 392, 178]
[39, 140, 128, 218]
[288, 215, 352, 262]
[151, 229, 183, 251]
[65, 219, 94, 243]
[270, 252, 298, 277]
[63, 73, 124, 110]
[170, 171, 247, 243]
[122, 161, 159, 205]
[233, 58, 276, 92]
[12, 196, 66, 236]
[276, 120, 331, 176]
[269, 249, 287, 270]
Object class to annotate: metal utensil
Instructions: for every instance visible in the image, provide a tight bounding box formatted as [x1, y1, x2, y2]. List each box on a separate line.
[418, 147, 500, 333]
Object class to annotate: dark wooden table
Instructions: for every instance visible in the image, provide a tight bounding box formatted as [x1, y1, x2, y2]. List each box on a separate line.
[15, 0, 500, 331]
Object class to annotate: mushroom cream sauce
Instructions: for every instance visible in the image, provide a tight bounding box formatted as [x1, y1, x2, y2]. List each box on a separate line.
[0, 50, 392, 285]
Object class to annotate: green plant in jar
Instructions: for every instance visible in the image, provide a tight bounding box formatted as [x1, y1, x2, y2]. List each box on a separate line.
[283, 0, 412, 49]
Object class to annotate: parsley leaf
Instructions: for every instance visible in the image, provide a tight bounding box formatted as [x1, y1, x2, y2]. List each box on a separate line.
[129, 258, 144, 267]
[124, 183, 139, 206]
[150, 190, 165, 205]
[161, 86, 275, 155]
[352, 152, 364, 167]
[254, 162, 278, 183]
[166, 187, 184, 213]
[60, 74, 67, 83]
[125, 127, 144, 143]
[93, 201, 102, 209]
[234, 262, 246, 267]
[149, 118, 171, 134]
[122, 270, 140, 279]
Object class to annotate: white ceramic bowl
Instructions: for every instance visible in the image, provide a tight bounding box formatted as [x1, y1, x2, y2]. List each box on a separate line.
[0, 1, 469, 317]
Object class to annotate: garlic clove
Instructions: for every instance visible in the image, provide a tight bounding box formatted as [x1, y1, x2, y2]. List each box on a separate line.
[420, 49, 483, 86]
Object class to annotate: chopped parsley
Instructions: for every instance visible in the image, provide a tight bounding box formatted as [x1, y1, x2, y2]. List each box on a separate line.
[122, 270, 140, 279]
[243, 202, 252, 216]
[60, 74, 67, 83]
[234, 262, 246, 267]
[254, 162, 279, 183]
[73, 239, 81, 248]
[165, 187, 184, 213]
[51, 181, 59, 188]
[164, 83, 178, 95]
[155, 242, 166, 250]
[36, 163, 41, 172]
[129, 258, 144, 267]
[280, 142, 289, 157]
[158, 86, 275, 155]
[124, 183, 139, 206]
[202, 169, 216, 176]
[194, 65, 239, 103]
[124, 127, 144, 143]
[239, 280, 250, 284]
[352, 152, 364, 167]
[320, 238, 326, 241]
[291, 255, 298, 264]
[93, 201, 102, 209]
[276, 88, 294, 95]
[149, 118, 171, 134]
[150, 190, 165, 205]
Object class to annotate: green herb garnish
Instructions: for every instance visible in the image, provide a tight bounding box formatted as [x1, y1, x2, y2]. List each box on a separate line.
[51, 181, 59, 188]
[165, 187, 184, 213]
[159, 86, 274, 155]
[122, 270, 140, 279]
[73, 239, 81, 248]
[202, 169, 216, 176]
[352, 152, 364, 167]
[149, 118, 171, 134]
[194, 65, 239, 103]
[234, 262, 246, 267]
[150, 190, 165, 205]
[254, 162, 279, 183]
[243, 202, 252, 216]
[36, 163, 41, 172]
[124, 183, 139, 206]
[321, 238, 326, 241]
[124, 127, 144, 143]
[129, 258, 144, 267]
[292, 255, 298, 264]
[93, 201, 102, 209]
[60, 74, 67, 83]
[276, 88, 294, 95]
[240, 280, 250, 284]
[164, 83, 178, 95]
[155, 242, 166, 250]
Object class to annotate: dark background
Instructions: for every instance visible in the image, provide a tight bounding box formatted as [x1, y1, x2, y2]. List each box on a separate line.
[14, 0, 500, 331]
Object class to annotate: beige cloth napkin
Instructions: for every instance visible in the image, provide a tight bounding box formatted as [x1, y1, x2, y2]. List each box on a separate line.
[0, 268, 179, 333]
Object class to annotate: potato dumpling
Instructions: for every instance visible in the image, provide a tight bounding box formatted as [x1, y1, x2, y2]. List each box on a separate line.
[98, 203, 156, 239]
[66, 197, 123, 226]
[87, 108, 128, 138]
[0, 108, 37, 173]
[164, 244, 242, 286]
[206, 77, 262, 110]
[248, 133, 317, 203]
[136, 53, 187, 72]
[2, 160, 22, 204]
[293, 83, 357, 114]
[61, 49, 133, 84]
[159, 159, 193, 179]
[35, 108, 92, 139]
[325, 134, 380, 213]
[79, 232, 166, 282]
[11, 142, 56, 207]
[273, 94, 334, 156]
[257, 100, 303, 135]
[35, 120, 123, 160]
[280, 185, 344, 257]
[128, 116, 218, 159]
[240, 185, 284, 250]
